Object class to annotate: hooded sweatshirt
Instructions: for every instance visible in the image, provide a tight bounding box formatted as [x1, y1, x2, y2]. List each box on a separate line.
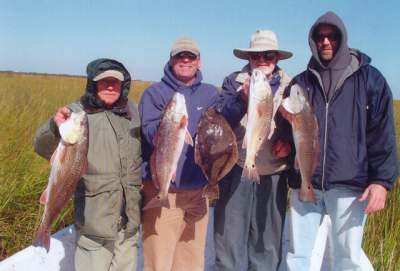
[139, 62, 219, 190]
[309, 11, 351, 102]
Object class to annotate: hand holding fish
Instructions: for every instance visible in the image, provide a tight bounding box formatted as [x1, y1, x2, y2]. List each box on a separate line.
[54, 107, 71, 128]
[360, 184, 387, 214]
[272, 139, 292, 157]
[240, 77, 251, 103]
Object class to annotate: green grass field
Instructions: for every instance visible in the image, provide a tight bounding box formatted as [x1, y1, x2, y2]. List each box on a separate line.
[1, 73, 399, 269]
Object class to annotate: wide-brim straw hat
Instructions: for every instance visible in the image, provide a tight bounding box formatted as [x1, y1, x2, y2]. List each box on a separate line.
[234, 29, 293, 60]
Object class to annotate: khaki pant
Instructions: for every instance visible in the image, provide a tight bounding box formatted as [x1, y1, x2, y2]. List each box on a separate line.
[74, 228, 139, 271]
[142, 180, 209, 271]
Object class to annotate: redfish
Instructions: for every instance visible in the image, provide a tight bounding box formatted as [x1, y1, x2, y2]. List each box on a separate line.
[33, 112, 89, 252]
[143, 93, 193, 210]
[283, 84, 318, 205]
[242, 69, 274, 183]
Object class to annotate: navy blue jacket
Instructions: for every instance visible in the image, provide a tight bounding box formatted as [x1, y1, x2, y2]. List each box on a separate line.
[286, 50, 399, 192]
[139, 62, 219, 189]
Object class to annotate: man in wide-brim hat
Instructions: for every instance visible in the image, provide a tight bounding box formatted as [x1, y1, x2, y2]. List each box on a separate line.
[214, 29, 293, 271]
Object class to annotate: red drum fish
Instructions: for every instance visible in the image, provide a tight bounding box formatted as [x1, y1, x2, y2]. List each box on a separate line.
[143, 93, 193, 210]
[242, 69, 274, 183]
[283, 84, 318, 205]
[33, 112, 89, 252]
[195, 108, 238, 199]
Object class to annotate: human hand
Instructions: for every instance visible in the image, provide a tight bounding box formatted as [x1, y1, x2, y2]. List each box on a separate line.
[359, 184, 387, 214]
[280, 98, 293, 124]
[272, 139, 292, 157]
[54, 107, 71, 128]
[240, 77, 251, 103]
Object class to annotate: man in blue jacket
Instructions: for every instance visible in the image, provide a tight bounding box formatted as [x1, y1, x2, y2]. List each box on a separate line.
[282, 12, 399, 271]
[139, 38, 219, 271]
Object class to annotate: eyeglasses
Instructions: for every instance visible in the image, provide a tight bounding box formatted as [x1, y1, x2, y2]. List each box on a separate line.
[248, 51, 277, 61]
[315, 33, 340, 43]
[174, 52, 198, 60]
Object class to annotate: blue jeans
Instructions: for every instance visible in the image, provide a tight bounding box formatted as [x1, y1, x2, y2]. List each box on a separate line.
[286, 187, 370, 271]
[214, 164, 288, 271]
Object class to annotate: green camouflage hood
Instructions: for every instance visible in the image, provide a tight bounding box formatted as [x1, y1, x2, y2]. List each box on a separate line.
[85, 58, 131, 109]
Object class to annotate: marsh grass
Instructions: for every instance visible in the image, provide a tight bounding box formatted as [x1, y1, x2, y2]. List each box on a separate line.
[0, 73, 399, 270]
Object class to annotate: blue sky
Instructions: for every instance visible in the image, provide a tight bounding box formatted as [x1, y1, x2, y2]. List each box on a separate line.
[1, 0, 399, 98]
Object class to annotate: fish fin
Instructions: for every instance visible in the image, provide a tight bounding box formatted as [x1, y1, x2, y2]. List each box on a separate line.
[185, 130, 193, 146]
[294, 155, 300, 170]
[152, 130, 160, 146]
[181, 114, 188, 128]
[142, 197, 161, 210]
[242, 136, 247, 149]
[257, 103, 264, 116]
[161, 197, 170, 209]
[218, 153, 237, 181]
[39, 188, 48, 204]
[50, 148, 58, 166]
[202, 183, 219, 199]
[32, 224, 51, 253]
[299, 182, 318, 206]
[150, 153, 160, 189]
[194, 137, 201, 165]
[171, 171, 177, 183]
[57, 144, 66, 164]
[143, 194, 170, 210]
[241, 165, 260, 184]
[80, 159, 88, 178]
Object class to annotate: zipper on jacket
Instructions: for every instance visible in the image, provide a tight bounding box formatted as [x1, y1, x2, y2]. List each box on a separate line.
[321, 102, 329, 191]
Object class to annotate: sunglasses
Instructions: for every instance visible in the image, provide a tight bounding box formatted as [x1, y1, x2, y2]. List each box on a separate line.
[174, 52, 198, 60]
[248, 51, 277, 61]
[315, 33, 340, 43]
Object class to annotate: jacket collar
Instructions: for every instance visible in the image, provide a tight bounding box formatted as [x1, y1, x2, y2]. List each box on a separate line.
[80, 95, 132, 119]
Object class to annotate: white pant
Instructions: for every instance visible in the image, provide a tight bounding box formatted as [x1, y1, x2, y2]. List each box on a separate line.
[286, 187, 370, 271]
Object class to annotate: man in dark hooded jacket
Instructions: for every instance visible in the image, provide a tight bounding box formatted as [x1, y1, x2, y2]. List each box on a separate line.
[34, 58, 142, 271]
[282, 12, 399, 270]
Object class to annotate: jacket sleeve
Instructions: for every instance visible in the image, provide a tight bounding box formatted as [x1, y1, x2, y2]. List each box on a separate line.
[216, 74, 248, 128]
[366, 67, 399, 190]
[33, 117, 61, 161]
[138, 88, 163, 148]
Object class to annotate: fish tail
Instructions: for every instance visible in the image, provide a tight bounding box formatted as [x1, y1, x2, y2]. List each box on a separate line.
[299, 182, 318, 206]
[241, 165, 260, 184]
[33, 224, 50, 253]
[202, 183, 219, 200]
[143, 194, 170, 210]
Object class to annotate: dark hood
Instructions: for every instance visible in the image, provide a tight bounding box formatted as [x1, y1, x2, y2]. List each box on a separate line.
[83, 58, 131, 113]
[309, 11, 350, 70]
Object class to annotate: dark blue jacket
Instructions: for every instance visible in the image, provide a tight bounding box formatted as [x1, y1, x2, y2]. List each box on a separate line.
[139, 62, 219, 189]
[286, 50, 399, 192]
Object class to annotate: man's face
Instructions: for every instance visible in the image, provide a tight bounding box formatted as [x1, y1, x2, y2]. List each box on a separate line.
[95, 76, 122, 109]
[247, 51, 279, 79]
[169, 51, 201, 85]
[315, 24, 340, 65]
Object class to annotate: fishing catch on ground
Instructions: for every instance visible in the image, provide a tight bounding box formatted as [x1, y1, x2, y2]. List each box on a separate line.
[283, 84, 318, 205]
[242, 69, 274, 183]
[143, 93, 193, 210]
[33, 111, 89, 252]
[195, 108, 238, 199]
